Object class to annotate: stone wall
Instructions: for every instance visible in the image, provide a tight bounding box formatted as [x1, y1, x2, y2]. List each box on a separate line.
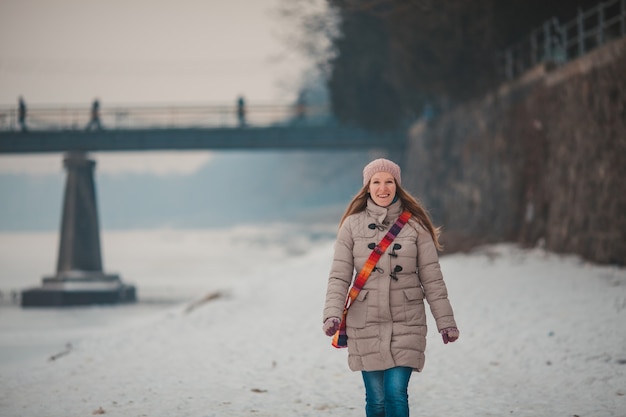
[403, 37, 626, 265]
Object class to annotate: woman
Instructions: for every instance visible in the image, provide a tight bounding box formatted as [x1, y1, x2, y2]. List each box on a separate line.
[323, 158, 459, 417]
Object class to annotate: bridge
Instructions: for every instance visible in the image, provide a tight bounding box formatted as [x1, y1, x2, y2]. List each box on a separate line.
[0, 102, 406, 153]
[1, 101, 406, 307]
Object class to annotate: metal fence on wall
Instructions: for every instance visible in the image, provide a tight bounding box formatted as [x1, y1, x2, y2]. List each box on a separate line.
[499, 0, 626, 80]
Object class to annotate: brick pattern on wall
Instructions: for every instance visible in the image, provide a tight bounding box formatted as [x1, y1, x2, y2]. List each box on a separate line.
[405, 38, 626, 265]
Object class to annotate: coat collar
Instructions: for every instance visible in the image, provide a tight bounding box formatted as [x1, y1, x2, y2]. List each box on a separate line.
[366, 197, 403, 226]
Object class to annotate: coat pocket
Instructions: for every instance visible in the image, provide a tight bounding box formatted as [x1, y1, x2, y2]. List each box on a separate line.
[346, 289, 368, 329]
[403, 287, 425, 325]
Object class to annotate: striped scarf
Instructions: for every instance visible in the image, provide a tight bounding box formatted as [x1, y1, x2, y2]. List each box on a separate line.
[332, 210, 412, 348]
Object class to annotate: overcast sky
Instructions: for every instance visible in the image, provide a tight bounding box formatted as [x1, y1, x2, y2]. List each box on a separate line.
[0, 0, 311, 106]
[0, 0, 319, 175]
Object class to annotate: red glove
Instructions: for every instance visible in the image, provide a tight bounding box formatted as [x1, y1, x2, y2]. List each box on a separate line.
[440, 327, 459, 344]
[323, 317, 341, 336]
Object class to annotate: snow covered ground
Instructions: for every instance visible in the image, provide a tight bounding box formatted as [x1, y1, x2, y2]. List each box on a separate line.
[1, 229, 625, 417]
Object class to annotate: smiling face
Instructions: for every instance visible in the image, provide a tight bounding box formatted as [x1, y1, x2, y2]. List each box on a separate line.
[368, 171, 397, 207]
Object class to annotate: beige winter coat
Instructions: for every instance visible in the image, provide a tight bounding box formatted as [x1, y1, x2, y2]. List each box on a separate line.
[324, 199, 457, 372]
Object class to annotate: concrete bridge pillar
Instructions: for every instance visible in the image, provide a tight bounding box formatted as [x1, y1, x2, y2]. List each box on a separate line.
[57, 152, 103, 272]
[21, 152, 136, 307]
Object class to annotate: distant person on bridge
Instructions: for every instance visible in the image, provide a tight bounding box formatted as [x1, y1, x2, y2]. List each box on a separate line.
[294, 90, 307, 124]
[85, 99, 103, 131]
[236, 95, 246, 127]
[18, 96, 27, 132]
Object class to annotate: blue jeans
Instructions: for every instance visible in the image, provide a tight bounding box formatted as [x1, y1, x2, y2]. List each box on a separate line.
[361, 366, 413, 417]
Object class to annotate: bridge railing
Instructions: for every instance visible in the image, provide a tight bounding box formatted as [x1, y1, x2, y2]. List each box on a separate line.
[0, 102, 332, 132]
[498, 0, 626, 80]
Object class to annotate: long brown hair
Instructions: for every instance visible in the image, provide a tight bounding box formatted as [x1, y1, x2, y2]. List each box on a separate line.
[339, 182, 443, 251]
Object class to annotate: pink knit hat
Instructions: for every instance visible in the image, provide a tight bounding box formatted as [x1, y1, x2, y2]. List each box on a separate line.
[362, 158, 401, 186]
